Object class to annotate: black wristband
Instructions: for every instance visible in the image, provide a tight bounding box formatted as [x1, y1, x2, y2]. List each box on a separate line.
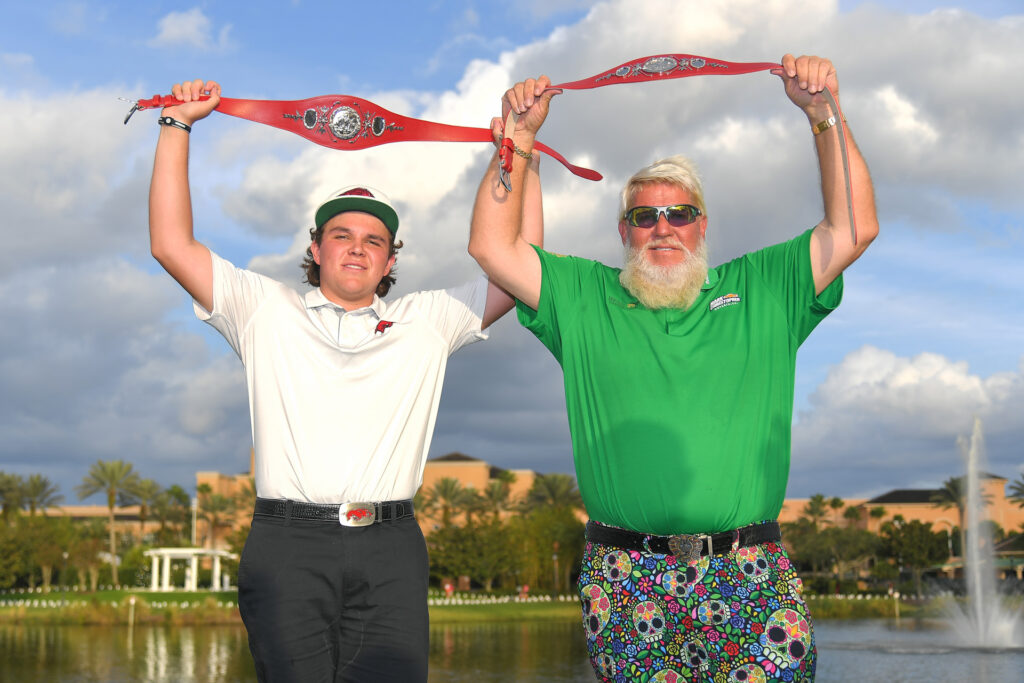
[158, 116, 192, 133]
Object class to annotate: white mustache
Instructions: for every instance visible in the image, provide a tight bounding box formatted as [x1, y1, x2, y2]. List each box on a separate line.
[647, 239, 687, 251]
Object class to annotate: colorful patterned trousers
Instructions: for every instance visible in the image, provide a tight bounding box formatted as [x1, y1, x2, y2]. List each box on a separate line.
[577, 531, 816, 682]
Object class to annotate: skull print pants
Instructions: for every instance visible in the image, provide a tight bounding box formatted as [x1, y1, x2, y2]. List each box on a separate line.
[577, 527, 816, 682]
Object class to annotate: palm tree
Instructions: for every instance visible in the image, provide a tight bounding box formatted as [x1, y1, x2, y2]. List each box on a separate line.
[801, 494, 828, 530]
[234, 476, 257, 513]
[931, 475, 992, 559]
[129, 479, 162, 540]
[74, 460, 141, 585]
[198, 493, 237, 550]
[22, 474, 63, 515]
[0, 471, 25, 522]
[828, 496, 844, 526]
[481, 479, 513, 522]
[843, 505, 863, 528]
[1008, 474, 1024, 508]
[423, 477, 469, 528]
[151, 485, 191, 545]
[461, 487, 484, 525]
[525, 473, 584, 510]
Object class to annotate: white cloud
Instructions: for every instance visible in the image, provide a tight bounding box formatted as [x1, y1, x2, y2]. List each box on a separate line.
[791, 346, 1024, 497]
[147, 8, 234, 51]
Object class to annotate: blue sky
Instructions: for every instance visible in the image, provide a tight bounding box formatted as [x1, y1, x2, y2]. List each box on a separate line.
[1, 0, 1022, 512]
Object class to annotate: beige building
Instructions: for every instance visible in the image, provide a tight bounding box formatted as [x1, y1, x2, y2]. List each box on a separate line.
[780, 473, 1024, 537]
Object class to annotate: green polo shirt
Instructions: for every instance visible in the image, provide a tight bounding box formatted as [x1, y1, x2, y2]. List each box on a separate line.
[517, 228, 842, 535]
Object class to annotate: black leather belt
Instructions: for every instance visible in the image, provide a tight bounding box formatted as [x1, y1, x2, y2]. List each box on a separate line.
[254, 497, 414, 527]
[585, 520, 780, 562]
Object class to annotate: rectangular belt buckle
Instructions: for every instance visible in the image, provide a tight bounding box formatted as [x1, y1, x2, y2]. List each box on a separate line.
[339, 502, 376, 527]
[667, 533, 710, 562]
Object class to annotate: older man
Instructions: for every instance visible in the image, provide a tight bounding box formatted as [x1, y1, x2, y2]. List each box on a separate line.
[469, 55, 878, 681]
[148, 78, 541, 682]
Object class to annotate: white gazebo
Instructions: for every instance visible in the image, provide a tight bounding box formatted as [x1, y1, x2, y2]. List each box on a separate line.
[143, 548, 238, 592]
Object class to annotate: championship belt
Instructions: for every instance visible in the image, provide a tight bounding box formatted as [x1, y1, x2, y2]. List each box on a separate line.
[125, 53, 856, 241]
[545, 54, 855, 243]
[124, 93, 600, 182]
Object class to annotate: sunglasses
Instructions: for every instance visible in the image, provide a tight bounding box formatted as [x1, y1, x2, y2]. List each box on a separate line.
[622, 204, 702, 229]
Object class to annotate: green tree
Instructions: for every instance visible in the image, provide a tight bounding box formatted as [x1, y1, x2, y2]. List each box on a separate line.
[931, 476, 992, 558]
[68, 519, 106, 591]
[828, 496, 844, 527]
[197, 491, 237, 549]
[780, 518, 831, 578]
[481, 478, 514, 522]
[511, 504, 585, 593]
[234, 476, 257, 513]
[0, 471, 25, 523]
[843, 505, 863, 528]
[151, 485, 191, 545]
[820, 525, 878, 583]
[460, 487, 484, 525]
[129, 478, 162, 540]
[22, 474, 63, 515]
[801, 493, 828, 530]
[525, 473, 584, 511]
[74, 459, 141, 585]
[423, 477, 470, 528]
[879, 518, 948, 596]
[25, 516, 73, 592]
[0, 522, 27, 589]
[1008, 474, 1024, 508]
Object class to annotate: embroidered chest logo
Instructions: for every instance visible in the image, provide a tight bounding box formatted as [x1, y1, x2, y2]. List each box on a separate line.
[374, 320, 394, 335]
[709, 293, 741, 311]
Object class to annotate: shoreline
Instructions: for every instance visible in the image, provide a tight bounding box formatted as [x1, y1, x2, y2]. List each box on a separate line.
[0, 589, 945, 626]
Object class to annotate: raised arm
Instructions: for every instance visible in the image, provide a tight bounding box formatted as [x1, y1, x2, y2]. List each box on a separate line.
[470, 77, 559, 313]
[149, 79, 221, 312]
[479, 131, 544, 328]
[774, 55, 879, 294]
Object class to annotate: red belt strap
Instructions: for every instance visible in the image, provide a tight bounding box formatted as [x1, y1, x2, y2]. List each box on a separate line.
[546, 54, 855, 242]
[551, 53, 783, 90]
[128, 93, 600, 181]
[127, 53, 855, 241]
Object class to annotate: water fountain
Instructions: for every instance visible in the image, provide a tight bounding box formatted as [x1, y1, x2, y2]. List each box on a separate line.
[944, 417, 1023, 649]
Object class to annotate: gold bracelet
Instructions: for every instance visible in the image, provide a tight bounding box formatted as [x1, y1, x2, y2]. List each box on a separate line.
[511, 139, 533, 161]
[812, 116, 837, 135]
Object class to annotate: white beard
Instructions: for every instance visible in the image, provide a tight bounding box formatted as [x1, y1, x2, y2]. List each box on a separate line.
[619, 239, 708, 310]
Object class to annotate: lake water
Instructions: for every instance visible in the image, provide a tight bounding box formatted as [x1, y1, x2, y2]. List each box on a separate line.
[2, 619, 1022, 681]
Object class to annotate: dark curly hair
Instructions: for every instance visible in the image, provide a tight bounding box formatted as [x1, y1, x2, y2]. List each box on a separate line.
[301, 224, 404, 297]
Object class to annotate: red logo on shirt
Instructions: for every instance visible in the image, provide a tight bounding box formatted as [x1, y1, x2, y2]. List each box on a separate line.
[346, 508, 372, 521]
[375, 320, 393, 335]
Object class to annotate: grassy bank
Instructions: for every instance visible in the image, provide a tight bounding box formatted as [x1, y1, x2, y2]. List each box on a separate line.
[0, 589, 582, 626]
[2, 589, 973, 626]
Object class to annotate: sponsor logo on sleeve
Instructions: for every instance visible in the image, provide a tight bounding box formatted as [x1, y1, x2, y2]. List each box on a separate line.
[709, 293, 741, 311]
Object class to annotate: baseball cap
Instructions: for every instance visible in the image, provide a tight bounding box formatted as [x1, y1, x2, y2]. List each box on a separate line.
[314, 185, 399, 235]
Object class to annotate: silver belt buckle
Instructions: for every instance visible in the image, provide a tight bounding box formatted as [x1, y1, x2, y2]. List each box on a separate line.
[339, 502, 376, 527]
[667, 533, 709, 562]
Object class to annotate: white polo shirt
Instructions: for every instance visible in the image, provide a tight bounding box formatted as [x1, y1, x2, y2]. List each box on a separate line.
[195, 251, 489, 503]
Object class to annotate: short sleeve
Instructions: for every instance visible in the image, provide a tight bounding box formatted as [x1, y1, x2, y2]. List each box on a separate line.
[194, 251, 280, 358]
[515, 245, 591, 363]
[411, 275, 490, 354]
[743, 228, 843, 345]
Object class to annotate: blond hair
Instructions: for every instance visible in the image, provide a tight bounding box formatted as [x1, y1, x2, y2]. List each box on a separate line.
[618, 155, 707, 221]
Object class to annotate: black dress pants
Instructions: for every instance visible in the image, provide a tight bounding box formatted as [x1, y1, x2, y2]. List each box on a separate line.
[238, 512, 429, 682]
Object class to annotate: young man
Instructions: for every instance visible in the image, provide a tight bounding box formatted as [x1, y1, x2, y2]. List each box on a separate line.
[148, 79, 541, 682]
[469, 57, 878, 681]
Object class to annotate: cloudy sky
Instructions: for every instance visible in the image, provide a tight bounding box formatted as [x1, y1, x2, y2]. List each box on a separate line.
[1, 0, 1022, 510]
